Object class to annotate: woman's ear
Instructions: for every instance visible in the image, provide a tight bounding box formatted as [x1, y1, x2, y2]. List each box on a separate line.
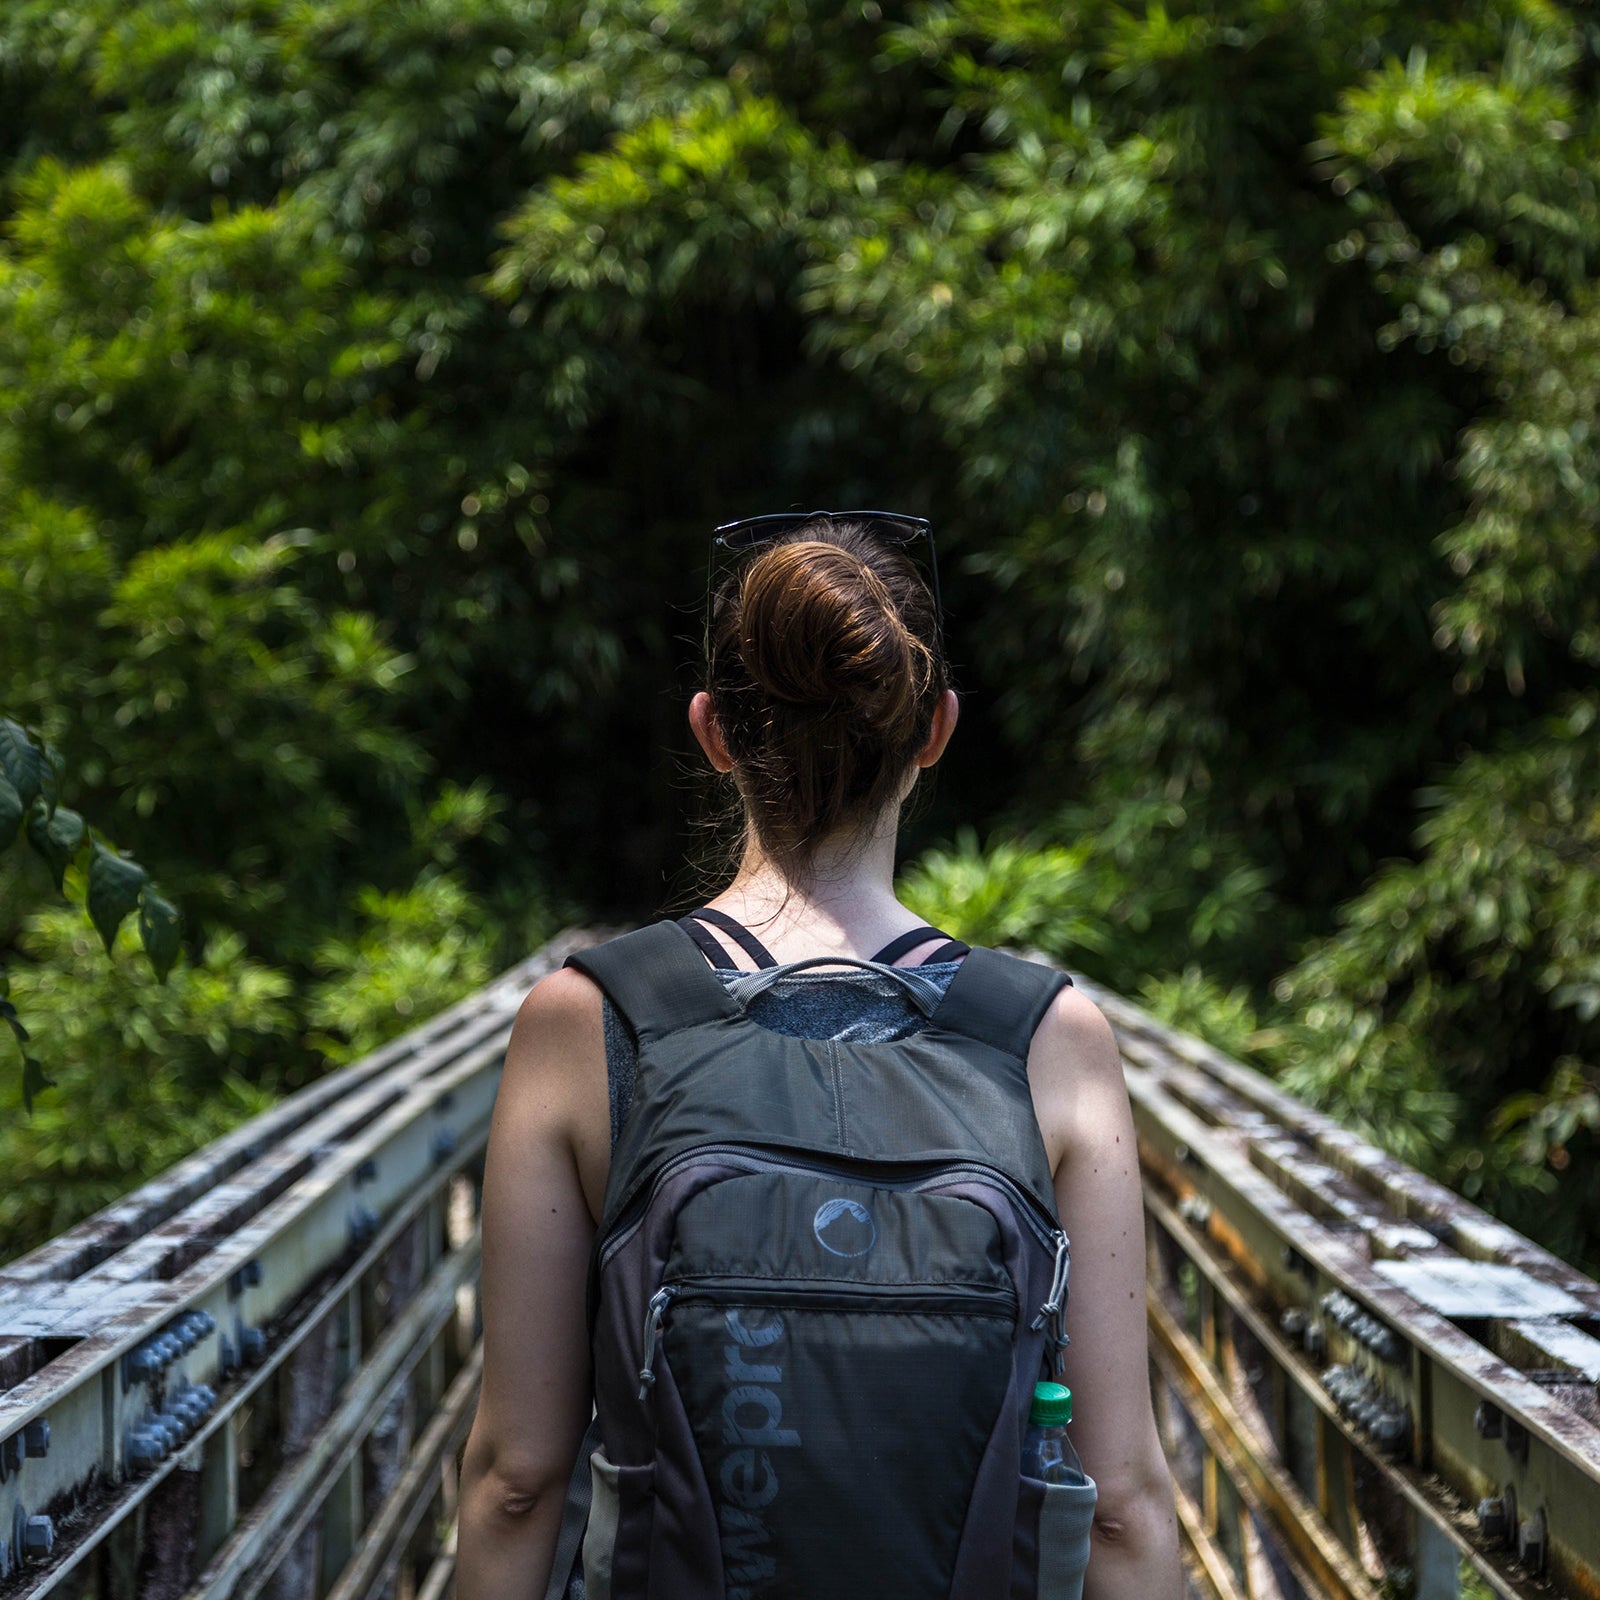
[689, 691, 735, 773]
[914, 689, 960, 769]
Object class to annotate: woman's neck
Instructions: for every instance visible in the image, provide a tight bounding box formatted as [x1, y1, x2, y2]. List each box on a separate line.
[711, 806, 921, 960]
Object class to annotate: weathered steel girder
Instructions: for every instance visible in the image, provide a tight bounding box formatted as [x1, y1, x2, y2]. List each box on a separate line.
[1066, 973, 1600, 1600]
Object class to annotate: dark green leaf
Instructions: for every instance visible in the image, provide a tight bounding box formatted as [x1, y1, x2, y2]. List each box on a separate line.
[21, 1055, 52, 1116]
[0, 719, 42, 807]
[25, 803, 85, 892]
[0, 773, 22, 847]
[87, 844, 148, 953]
[137, 889, 182, 982]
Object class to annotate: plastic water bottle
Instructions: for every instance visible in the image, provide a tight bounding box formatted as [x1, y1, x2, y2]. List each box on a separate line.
[1021, 1381, 1087, 1484]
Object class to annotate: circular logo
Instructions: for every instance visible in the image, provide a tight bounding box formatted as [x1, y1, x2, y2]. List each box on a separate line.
[813, 1198, 876, 1258]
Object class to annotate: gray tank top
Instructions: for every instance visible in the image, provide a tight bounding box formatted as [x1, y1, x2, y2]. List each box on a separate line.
[601, 960, 965, 1148]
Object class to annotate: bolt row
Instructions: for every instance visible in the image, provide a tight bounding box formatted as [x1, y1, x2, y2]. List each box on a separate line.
[122, 1308, 216, 1386]
[1320, 1363, 1411, 1455]
[126, 1382, 220, 1473]
[1319, 1290, 1406, 1364]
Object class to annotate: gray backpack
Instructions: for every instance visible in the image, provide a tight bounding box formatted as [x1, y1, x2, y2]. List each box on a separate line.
[545, 918, 1099, 1600]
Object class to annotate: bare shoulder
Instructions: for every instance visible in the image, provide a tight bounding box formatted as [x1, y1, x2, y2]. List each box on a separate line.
[1024, 980, 1128, 1170]
[508, 963, 607, 1063]
[499, 962, 611, 1219]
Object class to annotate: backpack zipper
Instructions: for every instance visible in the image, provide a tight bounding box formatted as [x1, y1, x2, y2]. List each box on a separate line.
[636, 1286, 674, 1401]
[634, 1275, 1015, 1396]
[601, 1145, 1070, 1342]
[603, 1145, 1064, 1264]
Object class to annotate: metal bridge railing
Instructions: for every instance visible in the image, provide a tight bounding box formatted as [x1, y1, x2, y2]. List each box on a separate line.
[0, 929, 1595, 1600]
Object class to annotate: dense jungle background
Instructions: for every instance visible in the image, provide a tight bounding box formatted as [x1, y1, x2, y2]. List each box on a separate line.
[2, 0, 1598, 1275]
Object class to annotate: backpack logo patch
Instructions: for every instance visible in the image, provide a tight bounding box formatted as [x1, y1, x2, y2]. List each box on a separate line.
[812, 1197, 876, 1257]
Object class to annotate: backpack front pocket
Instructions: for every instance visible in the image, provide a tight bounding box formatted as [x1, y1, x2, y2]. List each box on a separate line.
[648, 1172, 1019, 1599]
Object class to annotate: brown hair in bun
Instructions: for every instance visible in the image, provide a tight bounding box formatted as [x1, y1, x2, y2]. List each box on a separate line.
[706, 517, 949, 881]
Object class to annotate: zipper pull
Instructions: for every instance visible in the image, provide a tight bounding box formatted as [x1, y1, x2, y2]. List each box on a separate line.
[1031, 1231, 1071, 1332]
[637, 1287, 675, 1401]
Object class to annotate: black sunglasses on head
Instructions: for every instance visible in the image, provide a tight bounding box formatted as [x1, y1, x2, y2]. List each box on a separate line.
[703, 509, 943, 660]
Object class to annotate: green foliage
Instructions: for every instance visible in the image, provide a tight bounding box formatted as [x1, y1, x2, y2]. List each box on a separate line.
[899, 827, 1108, 965]
[0, 907, 285, 1247]
[306, 872, 498, 1066]
[0, 712, 180, 1107]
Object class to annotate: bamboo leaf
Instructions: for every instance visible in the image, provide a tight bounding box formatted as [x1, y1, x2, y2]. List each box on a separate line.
[0, 773, 22, 847]
[137, 889, 182, 982]
[0, 720, 41, 808]
[21, 1054, 52, 1115]
[87, 843, 147, 953]
[25, 803, 85, 892]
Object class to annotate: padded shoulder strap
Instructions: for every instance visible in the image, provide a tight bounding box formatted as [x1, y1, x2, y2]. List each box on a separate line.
[564, 920, 740, 1043]
[932, 946, 1073, 1059]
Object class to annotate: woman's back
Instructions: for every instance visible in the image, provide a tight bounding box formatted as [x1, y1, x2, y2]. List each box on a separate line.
[455, 513, 1183, 1600]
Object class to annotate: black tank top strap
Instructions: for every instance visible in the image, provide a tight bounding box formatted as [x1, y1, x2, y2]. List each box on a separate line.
[870, 924, 961, 966]
[675, 914, 739, 969]
[681, 906, 779, 969]
[681, 910, 969, 971]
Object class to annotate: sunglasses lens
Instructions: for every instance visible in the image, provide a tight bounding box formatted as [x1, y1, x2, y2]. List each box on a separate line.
[716, 519, 802, 551]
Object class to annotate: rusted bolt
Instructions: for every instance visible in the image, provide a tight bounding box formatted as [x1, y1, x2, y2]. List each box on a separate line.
[1303, 1323, 1327, 1360]
[355, 1156, 378, 1184]
[1177, 1193, 1212, 1226]
[127, 1429, 162, 1472]
[1503, 1418, 1529, 1463]
[1371, 1328, 1406, 1364]
[173, 1391, 207, 1429]
[239, 1326, 266, 1365]
[430, 1125, 458, 1164]
[349, 1202, 379, 1244]
[242, 1259, 262, 1287]
[1473, 1401, 1503, 1439]
[1517, 1510, 1546, 1574]
[0, 1435, 21, 1477]
[218, 1333, 238, 1376]
[21, 1419, 47, 1458]
[1280, 1308, 1308, 1338]
[1372, 1410, 1409, 1453]
[20, 1515, 52, 1560]
[1477, 1497, 1509, 1544]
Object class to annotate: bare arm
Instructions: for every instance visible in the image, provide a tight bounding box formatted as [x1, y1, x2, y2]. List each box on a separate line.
[1029, 985, 1185, 1600]
[456, 967, 610, 1600]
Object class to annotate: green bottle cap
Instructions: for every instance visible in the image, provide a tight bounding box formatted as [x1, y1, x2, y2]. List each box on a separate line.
[1030, 1381, 1073, 1426]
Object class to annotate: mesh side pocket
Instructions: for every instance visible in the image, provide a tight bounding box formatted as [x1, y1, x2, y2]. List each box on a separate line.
[581, 1449, 654, 1600]
[1017, 1472, 1098, 1600]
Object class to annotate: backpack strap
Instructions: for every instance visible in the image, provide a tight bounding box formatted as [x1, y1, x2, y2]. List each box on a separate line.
[931, 945, 1073, 1059]
[564, 920, 740, 1042]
